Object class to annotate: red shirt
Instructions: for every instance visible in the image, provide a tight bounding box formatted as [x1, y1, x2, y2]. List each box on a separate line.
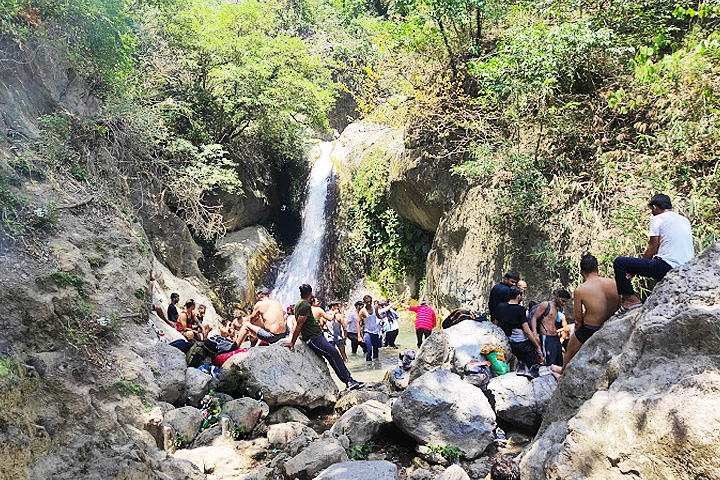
[409, 305, 437, 331]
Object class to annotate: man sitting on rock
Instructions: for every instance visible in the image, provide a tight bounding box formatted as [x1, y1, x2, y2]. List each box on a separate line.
[552, 254, 620, 378]
[529, 289, 570, 367]
[235, 287, 288, 346]
[283, 284, 364, 390]
[613, 193, 694, 314]
[489, 271, 520, 324]
[497, 286, 542, 369]
[166, 292, 180, 328]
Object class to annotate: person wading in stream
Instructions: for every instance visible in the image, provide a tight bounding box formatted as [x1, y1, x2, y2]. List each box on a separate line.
[552, 254, 620, 378]
[346, 301, 367, 355]
[358, 295, 382, 361]
[283, 284, 364, 390]
[235, 287, 287, 345]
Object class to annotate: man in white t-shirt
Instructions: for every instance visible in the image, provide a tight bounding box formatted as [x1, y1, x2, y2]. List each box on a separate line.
[613, 194, 694, 313]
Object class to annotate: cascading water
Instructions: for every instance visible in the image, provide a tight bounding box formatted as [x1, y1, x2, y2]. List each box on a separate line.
[271, 141, 335, 307]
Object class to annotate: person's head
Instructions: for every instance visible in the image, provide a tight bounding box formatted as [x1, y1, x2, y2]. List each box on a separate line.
[286, 305, 294, 316]
[299, 284, 313, 300]
[487, 454, 520, 480]
[355, 301, 364, 312]
[170, 293, 180, 304]
[234, 308, 242, 319]
[508, 286, 523, 302]
[503, 271, 520, 287]
[328, 302, 339, 311]
[197, 304, 206, 316]
[185, 299, 195, 311]
[649, 193, 672, 215]
[256, 287, 270, 301]
[517, 280, 527, 294]
[553, 289, 571, 309]
[579, 254, 599, 276]
[363, 295, 373, 307]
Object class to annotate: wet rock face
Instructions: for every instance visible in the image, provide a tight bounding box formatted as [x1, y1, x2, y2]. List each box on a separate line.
[521, 244, 720, 480]
[392, 369, 496, 459]
[220, 342, 339, 409]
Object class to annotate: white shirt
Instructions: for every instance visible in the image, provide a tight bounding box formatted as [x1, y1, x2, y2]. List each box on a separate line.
[362, 308, 380, 334]
[648, 211, 694, 268]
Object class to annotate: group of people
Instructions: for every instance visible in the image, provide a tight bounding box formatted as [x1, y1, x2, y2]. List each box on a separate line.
[489, 193, 695, 378]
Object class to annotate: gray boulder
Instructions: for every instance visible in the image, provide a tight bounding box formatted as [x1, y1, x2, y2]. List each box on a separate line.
[330, 400, 392, 446]
[487, 373, 557, 431]
[222, 397, 262, 435]
[409, 321, 510, 384]
[267, 422, 318, 449]
[521, 244, 720, 480]
[183, 367, 213, 407]
[283, 438, 349, 478]
[392, 369, 496, 459]
[335, 389, 390, 414]
[436, 465, 471, 480]
[163, 406, 203, 445]
[316, 460, 399, 480]
[221, 342, 339, 409]
[149, 342, 188, 404]
[267, 406, 311, 425]
[190, 424, 222, 447]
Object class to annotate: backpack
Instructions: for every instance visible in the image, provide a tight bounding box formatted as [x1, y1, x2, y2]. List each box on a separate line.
[186, 341, 207, 368]
[169, 338, 191, 353]
[203, 335, 237, 355]
[442, 308, 475, 329]
[527, 302, 552, 331]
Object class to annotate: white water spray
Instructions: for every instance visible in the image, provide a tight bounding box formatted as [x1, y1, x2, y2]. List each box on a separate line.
[271, 141, 335, 307]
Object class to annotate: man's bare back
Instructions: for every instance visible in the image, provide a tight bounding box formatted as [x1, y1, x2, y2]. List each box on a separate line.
[574, 276, 620, 327]
[253, 299, 286, 334]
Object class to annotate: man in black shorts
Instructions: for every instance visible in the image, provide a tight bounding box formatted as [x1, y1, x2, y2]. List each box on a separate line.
[236, 287, 288, 345]
[529, 289, 570, 367]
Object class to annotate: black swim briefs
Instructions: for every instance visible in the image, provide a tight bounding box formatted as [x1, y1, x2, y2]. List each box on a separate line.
[257, 328, 288, 344]
[575, 324, 602, 344]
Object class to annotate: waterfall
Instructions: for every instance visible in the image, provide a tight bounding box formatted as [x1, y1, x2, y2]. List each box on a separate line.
[271, 141, 335, 307]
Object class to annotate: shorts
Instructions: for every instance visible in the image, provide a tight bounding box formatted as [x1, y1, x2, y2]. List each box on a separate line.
[331, 337, 345, 347]
[575, 324, 601, 344]
[541, 335, 563, 366]
[256, 328, 288, 344]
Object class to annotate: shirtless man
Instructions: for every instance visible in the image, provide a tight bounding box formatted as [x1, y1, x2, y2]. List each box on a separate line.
[552, 254, 620, 378]
[529, 289, 570, 367]
[235, 288, 287, 345]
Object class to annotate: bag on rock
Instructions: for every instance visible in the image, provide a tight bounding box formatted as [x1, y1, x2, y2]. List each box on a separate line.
[169, 339, 191, 353]
[214, 348, 248, 366]
[203, 335, 237, 355]
[186, 341, 207, 367]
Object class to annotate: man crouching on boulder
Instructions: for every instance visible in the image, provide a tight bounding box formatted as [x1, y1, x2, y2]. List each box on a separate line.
[551, 254, 620, 379]
[235, 287, 288, 346]
[283, 284, 364, 390]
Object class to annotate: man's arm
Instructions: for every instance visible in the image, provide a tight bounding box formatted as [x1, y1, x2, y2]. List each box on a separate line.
[642, 236, 660, 259]
[248, 303, 262, 322]
[357, 310, 366, 343]
[522, 322, 541, 350]
[573, 290, 584, 328]
[283, 315, 306, 349]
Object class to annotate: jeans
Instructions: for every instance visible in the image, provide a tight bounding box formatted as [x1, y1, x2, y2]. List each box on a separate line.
[306, 335, 352, 384]
[347, 332, 367, 354]
[364, 332, 381, 361]
[416, 328, 432, 348]
[613, 256, 672, 296]
[385, 329, 399, 348]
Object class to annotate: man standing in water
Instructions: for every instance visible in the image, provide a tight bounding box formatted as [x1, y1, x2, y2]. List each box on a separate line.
[346, 301, 366, 355]
[358, 295, 382, 361]
[552, 254, 620, 378]
[235, 287, 288, 345]
[283, 284, 364, 390]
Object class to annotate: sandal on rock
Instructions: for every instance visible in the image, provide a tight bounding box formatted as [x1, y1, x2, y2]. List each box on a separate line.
[615, 303, 642, 316]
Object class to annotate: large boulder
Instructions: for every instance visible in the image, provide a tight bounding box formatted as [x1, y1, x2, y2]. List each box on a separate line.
[330, 400, 392, 446]
[267, 406, 311, 425]
[267, 422, 318, 449]
[316, 460, 399, 480]
[220, 342, 339, 409]
[392, 369, 496, 459]
[163, 406, 203, 445]
[409, 321, 511, 384]
[283, 438, 349, 479]
[215, 226, 279, 307]
[436, 465, 472, 480]
[487, 373, 557, 431]
[521, 244, 720, 480]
